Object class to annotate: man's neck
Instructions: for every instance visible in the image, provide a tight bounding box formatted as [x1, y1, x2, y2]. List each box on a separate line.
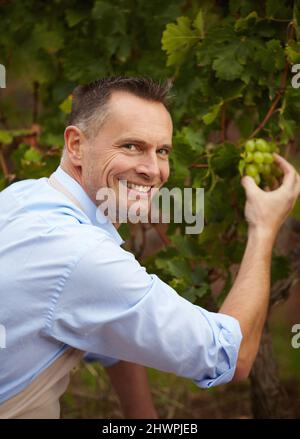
[58, 160, 120, 230]
[60, 160, 82, 187]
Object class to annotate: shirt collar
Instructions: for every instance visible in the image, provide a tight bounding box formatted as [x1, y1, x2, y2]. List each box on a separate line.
[51, 166, 124, 246]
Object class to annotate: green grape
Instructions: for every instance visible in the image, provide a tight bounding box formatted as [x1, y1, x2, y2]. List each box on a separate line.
[245, 152, 253, 162]
[240, 138, 281, 189]
[256, 139, 270, 153]
[263, 152, 273, 164]
[254, 174, 261, 185]
[245, 164, 259, 177]
[245, 139, 256, 152]
[257, 162, 264, 172]
[261, 164, 271, 175]
[253, 151, 264, 164]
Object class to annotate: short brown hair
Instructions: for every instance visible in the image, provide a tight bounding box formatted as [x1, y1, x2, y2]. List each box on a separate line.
[68, 76, 173, 139]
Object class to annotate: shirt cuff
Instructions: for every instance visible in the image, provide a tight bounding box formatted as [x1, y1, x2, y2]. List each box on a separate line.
[84, 352, 120, 368]
[192, 311, 243, 389]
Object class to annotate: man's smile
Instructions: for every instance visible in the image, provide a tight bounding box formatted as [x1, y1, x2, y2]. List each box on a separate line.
[117, 178, 156, 198]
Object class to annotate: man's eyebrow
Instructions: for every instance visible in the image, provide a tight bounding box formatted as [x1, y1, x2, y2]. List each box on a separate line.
[115, 137, 173, 151]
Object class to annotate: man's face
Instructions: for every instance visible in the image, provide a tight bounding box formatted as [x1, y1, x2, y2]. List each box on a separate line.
[79, 91, 173, 222]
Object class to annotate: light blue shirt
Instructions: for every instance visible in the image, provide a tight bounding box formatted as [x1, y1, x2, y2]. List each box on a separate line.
[0, 166, 242, 403]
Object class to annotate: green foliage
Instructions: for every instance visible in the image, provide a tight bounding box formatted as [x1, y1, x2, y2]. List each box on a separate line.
[0, 0, 299, 313]
[162, 16, 199, 67]
[158, 0, 299, 306]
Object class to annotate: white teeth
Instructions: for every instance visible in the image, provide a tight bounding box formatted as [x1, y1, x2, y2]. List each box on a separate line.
[127, 182, 151, 192]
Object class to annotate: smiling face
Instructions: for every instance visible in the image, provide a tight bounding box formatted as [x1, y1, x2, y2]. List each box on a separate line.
[63, 90, 173, 225]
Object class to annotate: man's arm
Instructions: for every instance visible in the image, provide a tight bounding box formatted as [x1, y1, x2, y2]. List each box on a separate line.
[105, 361, 158, 419]
[219, 227, 273, 380]
[219, 154, 300, 379]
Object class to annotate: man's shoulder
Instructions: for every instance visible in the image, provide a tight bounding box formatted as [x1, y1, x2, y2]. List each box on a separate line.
[0, 176, 117, 253]
[0, 176, 47, 199]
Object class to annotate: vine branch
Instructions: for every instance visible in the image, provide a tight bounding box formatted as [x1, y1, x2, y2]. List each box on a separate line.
[249, 20, 295, 139]
[249, 61, 289, 139]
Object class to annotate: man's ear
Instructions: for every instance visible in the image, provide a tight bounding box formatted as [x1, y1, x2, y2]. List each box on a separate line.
[64, 125, 86, 166]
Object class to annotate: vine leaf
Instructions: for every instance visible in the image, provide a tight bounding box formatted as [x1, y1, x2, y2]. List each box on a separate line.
[162, 16, 199, 67]
[212, 46, 244, 81]
[202, 102, 223, 125]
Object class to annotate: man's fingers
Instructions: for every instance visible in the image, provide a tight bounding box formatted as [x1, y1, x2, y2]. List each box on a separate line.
[273, 154, 300, 203]
[273, 153, 296, 188]
[295, 172, 300, 197]
[242, 155, 300, 203]
[241, 176, 262, 197]
[273, 153, 294, 173]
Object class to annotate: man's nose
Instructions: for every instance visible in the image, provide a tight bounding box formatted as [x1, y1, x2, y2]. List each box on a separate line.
[135, 153, 161, 181]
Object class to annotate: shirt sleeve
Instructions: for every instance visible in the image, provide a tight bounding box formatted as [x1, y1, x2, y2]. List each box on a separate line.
[42, 235, 242, 389]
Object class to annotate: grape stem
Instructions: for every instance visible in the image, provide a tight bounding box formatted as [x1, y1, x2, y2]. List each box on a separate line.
[249, 61, 289, 139]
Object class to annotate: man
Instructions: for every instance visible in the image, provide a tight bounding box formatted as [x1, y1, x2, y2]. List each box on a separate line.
[0, 77, 299, 419]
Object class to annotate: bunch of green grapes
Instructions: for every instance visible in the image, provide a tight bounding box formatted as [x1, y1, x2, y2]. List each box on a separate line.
[239, 138, 282, 187]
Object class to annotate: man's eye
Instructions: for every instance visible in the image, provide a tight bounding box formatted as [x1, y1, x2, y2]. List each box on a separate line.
[123, 144, 137, 151]
[158, 148, 170, 156]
